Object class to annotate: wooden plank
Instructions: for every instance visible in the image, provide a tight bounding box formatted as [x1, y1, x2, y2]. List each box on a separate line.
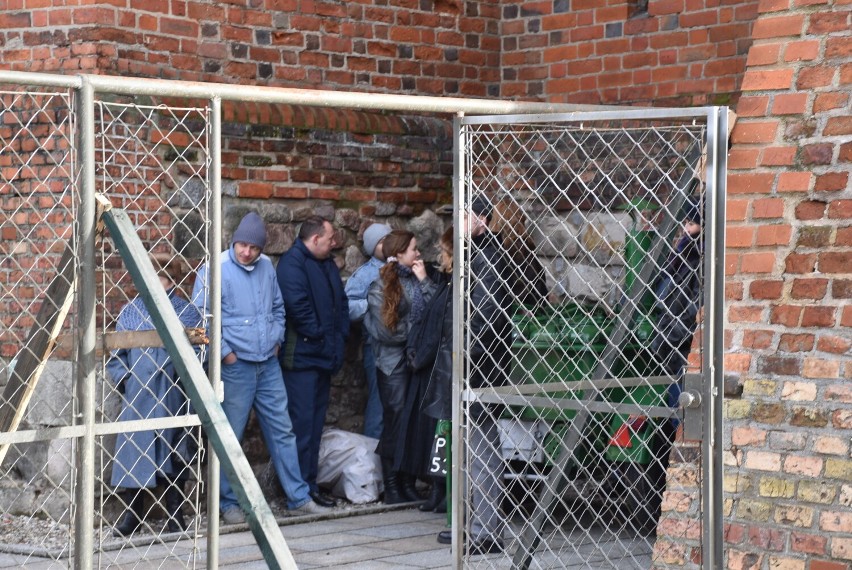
[100, 199, 296, 570]
[0, 240, 76, 465]
[51, 328, 209, 358]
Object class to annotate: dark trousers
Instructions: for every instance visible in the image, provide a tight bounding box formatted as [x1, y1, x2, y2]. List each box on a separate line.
[376, 361, 409, 465]
[281, 368, 331, 493]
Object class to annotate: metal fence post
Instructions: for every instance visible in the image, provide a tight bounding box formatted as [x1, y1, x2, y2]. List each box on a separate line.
[451, 112, 465, 570]
[703, 106, 728, 570]
[207, 95, 222, 570]
[73, 75, 96, 570]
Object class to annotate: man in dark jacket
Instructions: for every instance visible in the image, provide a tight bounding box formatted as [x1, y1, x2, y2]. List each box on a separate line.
[277, 215, 349, 507]
[437, 196, 512, 555]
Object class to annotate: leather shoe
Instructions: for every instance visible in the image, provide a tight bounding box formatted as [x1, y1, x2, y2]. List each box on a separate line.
[309, 490, 335, 508]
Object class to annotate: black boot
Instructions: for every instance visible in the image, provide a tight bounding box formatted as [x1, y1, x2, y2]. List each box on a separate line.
[419, 477, 446, 512]
[433, 494, 447, 513]
[164, 484, 187, 533]
[382, 459, 405, 505]
[113, 489, 145, 537]
[399, 472, 422, 503]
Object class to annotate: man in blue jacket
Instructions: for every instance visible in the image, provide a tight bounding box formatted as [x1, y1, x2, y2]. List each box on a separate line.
[192, 212, 328, 524]
[277, 215, 349, 508]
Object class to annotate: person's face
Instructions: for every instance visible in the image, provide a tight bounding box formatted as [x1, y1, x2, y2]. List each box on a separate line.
[463, 212, 487, 237]
[159, 275, 173, 290]
[684, 219, 701, 238]
[311, 221, 335, 259]
[396, 238, 420, 268]
[234, 241, 262, 265]
[374, 237, 387, 261]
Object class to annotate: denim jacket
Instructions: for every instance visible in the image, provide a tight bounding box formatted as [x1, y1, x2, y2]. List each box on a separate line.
[191, 246, 285, 363]
[345, 256, 384, 322]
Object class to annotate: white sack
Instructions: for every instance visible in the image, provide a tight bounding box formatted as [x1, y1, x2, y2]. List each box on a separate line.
[317, 428, 383, 504]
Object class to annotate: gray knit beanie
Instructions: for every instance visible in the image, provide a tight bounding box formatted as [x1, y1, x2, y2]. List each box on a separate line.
[362, 223, 392, 257]
[232, 212, 267, 250]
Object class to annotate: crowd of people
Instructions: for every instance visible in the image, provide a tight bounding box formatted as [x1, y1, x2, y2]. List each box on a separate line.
[105, 194, 704, 554]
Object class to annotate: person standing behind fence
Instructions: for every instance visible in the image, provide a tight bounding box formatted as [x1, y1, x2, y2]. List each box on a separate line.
[365, 230, 438, 505]
[645, 195, 704, 525]
[191, 212, 327, 524]
[277, 215, 349, 509]
[437, 196, 512, 554]
[107, 256, 202, 537]
[410, 226, 455, 516]
[344, 222, 392, 440]
[488, 197, 549, 309]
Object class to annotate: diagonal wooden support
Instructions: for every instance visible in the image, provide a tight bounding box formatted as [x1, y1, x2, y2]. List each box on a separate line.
[0, 199, 109, 466]
[0, 239, 76, 466]
[98, 196, 296, 570]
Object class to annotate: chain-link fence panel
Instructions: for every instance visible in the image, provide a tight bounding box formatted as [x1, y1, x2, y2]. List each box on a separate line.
[94, 99, 211, 568]
[457, 112, 721, 569]
[0, 88, 78, 567]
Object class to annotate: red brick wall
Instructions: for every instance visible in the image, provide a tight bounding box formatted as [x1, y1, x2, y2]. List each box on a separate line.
[2, 0, 761, 105]
[724, 1, 851, 569]
[499, 0, 760, 106]
[0, 0, 502, 96]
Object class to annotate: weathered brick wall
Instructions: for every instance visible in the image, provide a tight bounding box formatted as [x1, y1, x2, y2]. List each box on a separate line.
[499, 0, 760, 106]
[0, 0, 502, 96]
[724, 2, 851, 569]
[3, 0, 760, 105]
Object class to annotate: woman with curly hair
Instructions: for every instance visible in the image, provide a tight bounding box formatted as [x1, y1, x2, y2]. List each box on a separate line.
[365, 230, 438, 504]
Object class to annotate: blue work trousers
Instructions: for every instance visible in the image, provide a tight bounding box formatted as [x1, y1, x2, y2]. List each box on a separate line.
[281, 368, 331, 493]
[220, 357, 310, 511]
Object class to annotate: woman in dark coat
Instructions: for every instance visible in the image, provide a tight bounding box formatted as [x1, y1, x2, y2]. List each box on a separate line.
[106, 259, 202, 536]
[488, 197, 549, 309]
[410, 226, 454, 513]
[365, 230, 437, 504]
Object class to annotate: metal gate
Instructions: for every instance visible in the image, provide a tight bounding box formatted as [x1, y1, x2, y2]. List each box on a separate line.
[0, 82, 215, 568]
[452, 109, 727, 569]
[2, 70, 617, 568]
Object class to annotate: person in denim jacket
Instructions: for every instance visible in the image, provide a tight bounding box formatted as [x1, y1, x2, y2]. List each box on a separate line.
[192, 212, 327, 523]
[345, 223, 392, 440]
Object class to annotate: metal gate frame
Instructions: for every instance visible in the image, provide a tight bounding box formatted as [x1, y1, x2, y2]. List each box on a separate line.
[451, 107, 728, 569]
[1, 69, 622, 569]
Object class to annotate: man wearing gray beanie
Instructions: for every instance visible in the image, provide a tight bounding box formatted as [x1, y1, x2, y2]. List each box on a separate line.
[191, 212, 329, 523]
[344, 222, 393, 439]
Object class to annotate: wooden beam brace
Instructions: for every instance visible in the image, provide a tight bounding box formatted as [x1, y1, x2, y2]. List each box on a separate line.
[99, 198, 296, 570]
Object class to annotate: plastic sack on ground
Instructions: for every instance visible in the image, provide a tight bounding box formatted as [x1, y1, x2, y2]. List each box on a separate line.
[317, 428, 383, 504]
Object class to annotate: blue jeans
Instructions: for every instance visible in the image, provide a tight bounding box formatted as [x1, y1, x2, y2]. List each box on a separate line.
[281, 368, 331, 493]
[362, 343, 383, 439]
[220, 357, 310, 510]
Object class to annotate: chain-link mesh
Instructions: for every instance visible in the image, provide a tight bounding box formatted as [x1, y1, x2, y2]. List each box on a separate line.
[0, 88, 77, 566]
[459, 117, 709, 569]
[94, 99, 211, 568]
